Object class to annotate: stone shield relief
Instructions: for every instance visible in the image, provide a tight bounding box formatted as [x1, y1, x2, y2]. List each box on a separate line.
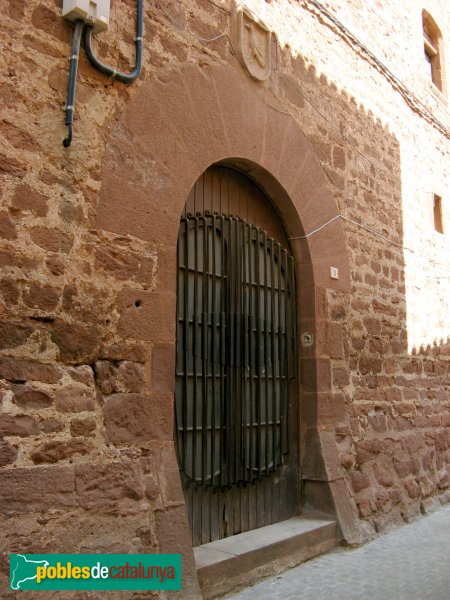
[233, 3, 272, 81]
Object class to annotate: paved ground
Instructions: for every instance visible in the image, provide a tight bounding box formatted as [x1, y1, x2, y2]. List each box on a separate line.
[227, 504, 450, 600]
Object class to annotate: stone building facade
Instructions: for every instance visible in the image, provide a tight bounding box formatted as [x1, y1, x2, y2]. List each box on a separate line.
[0, 0, 449, 598]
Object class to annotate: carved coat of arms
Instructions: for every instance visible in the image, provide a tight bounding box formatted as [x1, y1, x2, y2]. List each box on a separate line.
[233, 3, 272, 81]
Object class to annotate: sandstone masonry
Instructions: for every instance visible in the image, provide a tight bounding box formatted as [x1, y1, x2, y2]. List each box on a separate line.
[0, 0, 449, 598]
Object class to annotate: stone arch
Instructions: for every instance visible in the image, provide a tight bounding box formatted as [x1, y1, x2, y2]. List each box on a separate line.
[96, 62, 360, 587]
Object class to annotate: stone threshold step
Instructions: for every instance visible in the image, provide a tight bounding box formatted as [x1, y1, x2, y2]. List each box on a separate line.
[194, 515, 338, 599]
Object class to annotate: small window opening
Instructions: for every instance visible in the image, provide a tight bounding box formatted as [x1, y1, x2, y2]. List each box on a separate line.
[433, 194, 444, 234]
[422, 11, 445, 93]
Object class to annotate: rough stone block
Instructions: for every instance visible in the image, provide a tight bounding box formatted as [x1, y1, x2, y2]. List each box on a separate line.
[13, 384, 52, 409]
[0, 211, 17, 240]
[355, 439, 383, 465]
[0, 414, 40, 437]
[55, 386, 96, 413]
[0, 321, 34, 350]
[0, 357, 62, 384]
[70, 417, 96, 437]
[50, 319, 100, 364]
[94, 360, 145, 395]
[373, 463, 394, 487]
[31, 439, 92, 464]
[11, 183, 48, 216]
[350, 470, 370, 493]
[103, 393, 173, 444]
[29, 226, 73, 253]
[394, 457, 420, 478]
[0, 439, 18, 466]
[0, 466, 75, 515]
[75, 461, 144, 511]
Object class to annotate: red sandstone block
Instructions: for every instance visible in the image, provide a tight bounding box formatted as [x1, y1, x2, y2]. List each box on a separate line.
[388, 486, 402, 505]
[99, 342, 148, 363]
[0, 414, 40, 437]
[0, 278, 20, 306]
[154, 505, 200, 597]
[355, 439, 383, 464]
[301, 358, 331, 393]
[0, 439, 18, 467]
[375, 490, 391, 511]
[0, 357, 62, 383]
[391, 416, 413, 431]
[94, 360, 145, 395]
[150, 344, 175, 394]
[45, 256, 66, 276]
[373, 462, 394, 487]
[55, 386, 96, 413]
[302, 391, 345, 426]
[29, 226, 74, 253]
[23, 282, 60, 311]
[94, 244, 155, 285]
[350, 470, 370, 492]
[0, 321, 34, 350]
[0, 211, 17, 240]
[74, 461, 144, 511]
[368, 413, 387, 433]
[340, 453, 354, 469]
[359, 357, 382, 375]
[404, 478, 420, 499]
[358, 498, 372, 517]
[67, 365, 95, 386]
[0, 466, 75, 515]
[31, 4, 69, 42]
[70, 416, 96, 437]
[0, 153, 27, 177]
[31, 439, 92, 464]
[11, 183, 48, 216]
[393, 457, 420, 478]
[333, 367, 350, 388]
[13, 384, 52, 409]
[117, 289, 176, 343]
[159, 445, 185, 505]
[363, 317, 381, 336]
[103, 393, 173, 444]
[402, 434, 425, 455]
[40, 418, 64, 433]
[326, 323, 344, 358]
[50, 318, 101, 364]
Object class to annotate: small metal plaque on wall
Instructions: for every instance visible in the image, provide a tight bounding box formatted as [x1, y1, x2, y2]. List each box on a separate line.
[232, 2, 272, 81]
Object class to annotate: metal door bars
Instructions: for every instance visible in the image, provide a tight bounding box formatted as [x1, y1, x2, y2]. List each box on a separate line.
[175, 214, 296, 489]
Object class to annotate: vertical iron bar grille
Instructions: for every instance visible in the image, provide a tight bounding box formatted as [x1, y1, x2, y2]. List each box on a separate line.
[176, 215, 296, 487]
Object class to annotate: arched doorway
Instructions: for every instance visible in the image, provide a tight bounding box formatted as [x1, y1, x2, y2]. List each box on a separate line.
[175, 165, 299, 546]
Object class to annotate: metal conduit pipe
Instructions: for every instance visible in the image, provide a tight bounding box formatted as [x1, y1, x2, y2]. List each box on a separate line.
[63, 19, 84, 148]
[84, 0, 144, 83]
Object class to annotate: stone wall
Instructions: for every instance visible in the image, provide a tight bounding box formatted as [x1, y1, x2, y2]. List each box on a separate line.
[0, 0, 449, 596]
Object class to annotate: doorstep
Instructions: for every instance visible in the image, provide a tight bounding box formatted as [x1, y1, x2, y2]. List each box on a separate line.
[194, 515, 338, 598]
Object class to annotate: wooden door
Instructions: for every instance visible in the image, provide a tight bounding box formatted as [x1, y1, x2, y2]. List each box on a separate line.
[175, 166, 299, 546]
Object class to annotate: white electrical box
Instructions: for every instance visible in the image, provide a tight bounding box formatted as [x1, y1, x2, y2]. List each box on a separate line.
[62, 0, 110, 33]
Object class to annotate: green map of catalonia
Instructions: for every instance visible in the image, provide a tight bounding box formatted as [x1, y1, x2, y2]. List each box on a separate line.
[10, 554, 49, 590]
